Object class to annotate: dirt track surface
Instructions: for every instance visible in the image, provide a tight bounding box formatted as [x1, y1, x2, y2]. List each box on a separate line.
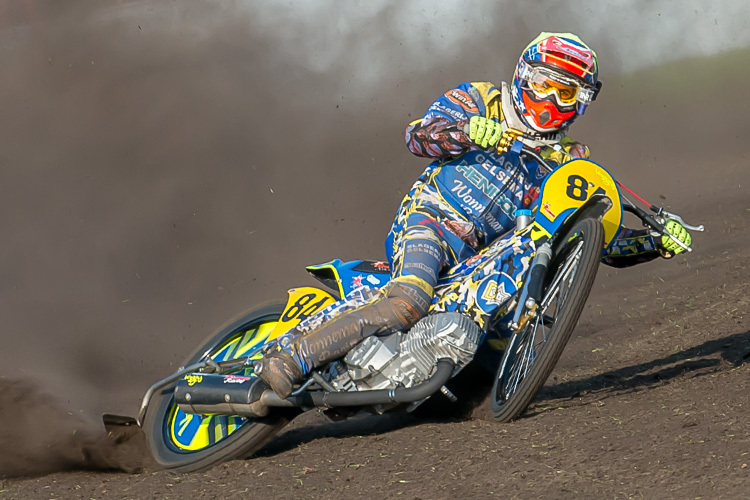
[7, 200, 750, 500]
[2, 2, 750, 499]
[3, 215, 749, 498]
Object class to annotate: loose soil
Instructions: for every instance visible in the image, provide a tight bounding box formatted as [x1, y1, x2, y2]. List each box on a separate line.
[3, 151, 748, 500]
[1, 3, 749, 499]
[5, 196, 750, 499]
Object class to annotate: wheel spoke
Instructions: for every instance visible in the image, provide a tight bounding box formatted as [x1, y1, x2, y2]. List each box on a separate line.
[492, 220, 603, 422]
[165, 317, 279, 453]
[542, 240, 583, 312]
[499, 238, 585, 402]
[508, 341, 525, 394]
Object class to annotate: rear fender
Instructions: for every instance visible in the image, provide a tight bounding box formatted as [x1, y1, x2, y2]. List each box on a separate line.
[306, 259, 391, 298]
[266, 287, 337, 341]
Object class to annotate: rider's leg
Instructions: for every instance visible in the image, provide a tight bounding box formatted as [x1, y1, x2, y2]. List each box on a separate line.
[254, 275, 433, 399]
[253, 223, 445, 401]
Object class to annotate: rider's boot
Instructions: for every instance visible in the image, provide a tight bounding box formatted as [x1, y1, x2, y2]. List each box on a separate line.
[251, 276, 433, 411]
[252, 353, 303, 403]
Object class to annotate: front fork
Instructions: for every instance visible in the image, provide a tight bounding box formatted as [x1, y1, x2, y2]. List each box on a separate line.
[509, 241, 552, 334]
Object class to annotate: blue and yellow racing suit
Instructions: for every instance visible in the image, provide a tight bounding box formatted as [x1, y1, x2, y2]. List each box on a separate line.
[386, 81, 661, 296]
[259, 82, 663, 381]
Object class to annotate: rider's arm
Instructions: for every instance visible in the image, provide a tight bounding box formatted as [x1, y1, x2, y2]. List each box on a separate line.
[405, 83, 487, 158]
[539, 136, 591, 164]
[405, 116, 474, 158]
[601, 227, 661, 268]
[543, 143, 668, 268]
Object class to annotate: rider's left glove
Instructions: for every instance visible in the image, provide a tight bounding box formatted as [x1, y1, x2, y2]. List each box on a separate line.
[467, 116, 503, 148]
[660, 220, 692, 255]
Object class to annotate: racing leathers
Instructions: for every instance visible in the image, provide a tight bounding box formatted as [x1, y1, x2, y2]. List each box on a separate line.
[252, 81, 662, 406]
[392, 81, 661, 283]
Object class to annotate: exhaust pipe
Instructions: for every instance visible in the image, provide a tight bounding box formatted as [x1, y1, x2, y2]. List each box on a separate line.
[174, 373, 268, 417]
[174, 359, 455, 415]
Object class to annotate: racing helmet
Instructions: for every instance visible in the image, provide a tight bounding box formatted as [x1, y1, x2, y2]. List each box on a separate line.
[511, 32, 601, 133]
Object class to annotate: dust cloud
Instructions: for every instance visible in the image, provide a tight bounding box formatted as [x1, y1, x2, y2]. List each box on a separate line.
[0, 379, 147, 477]
[0, 0, 748, 477]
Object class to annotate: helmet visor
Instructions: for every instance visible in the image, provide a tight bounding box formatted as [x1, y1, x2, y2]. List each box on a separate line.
[527, 68, 579, 106]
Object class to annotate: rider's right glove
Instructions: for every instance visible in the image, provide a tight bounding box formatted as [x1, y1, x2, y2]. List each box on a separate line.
[466, 116, 523, 152]
[660, 220, 692, 255]
[467, 116, 503, 148]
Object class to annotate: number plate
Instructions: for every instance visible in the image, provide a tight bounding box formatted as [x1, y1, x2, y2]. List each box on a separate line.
[533, 159, 623, 248]
[267, 287, 336, 341]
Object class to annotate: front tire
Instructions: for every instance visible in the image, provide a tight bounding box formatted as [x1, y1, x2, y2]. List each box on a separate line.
[490, 217, 604, 422]
[142, 302, 296, 472]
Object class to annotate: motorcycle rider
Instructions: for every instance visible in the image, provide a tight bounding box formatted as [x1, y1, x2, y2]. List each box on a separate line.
[251, 32, 692, 414]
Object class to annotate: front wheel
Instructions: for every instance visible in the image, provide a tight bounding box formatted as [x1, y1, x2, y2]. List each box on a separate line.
[142, 302, 296, 472]
[490, 217, 604, 422]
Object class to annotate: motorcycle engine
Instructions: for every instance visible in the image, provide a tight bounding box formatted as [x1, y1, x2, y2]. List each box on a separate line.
[327, 312, 482, 393]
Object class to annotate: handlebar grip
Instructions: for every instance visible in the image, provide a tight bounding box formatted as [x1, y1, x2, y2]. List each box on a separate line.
[625, 203, 692, 253]
[624, 203, 664, 233]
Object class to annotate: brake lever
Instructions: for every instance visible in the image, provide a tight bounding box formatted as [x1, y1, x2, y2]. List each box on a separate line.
[655, 208, 705, 232]
[650, 208, 705, 253]
[623, 201, 699, 254]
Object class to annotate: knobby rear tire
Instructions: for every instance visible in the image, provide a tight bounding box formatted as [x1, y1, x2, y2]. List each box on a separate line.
[142, 302, 296, 473]
[490, 217, 604, 422]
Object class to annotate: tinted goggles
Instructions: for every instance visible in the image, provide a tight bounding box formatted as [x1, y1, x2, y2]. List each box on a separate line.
[518, 62, 598, 108]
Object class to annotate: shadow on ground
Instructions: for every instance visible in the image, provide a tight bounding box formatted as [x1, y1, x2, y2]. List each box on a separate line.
[531, 328, 750, 413]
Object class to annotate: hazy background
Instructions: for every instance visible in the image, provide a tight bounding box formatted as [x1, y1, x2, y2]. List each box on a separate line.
[0, 0, 748, 433]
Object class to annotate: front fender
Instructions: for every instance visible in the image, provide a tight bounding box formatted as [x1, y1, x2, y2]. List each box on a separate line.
[530, 159, 624, 252]
[550, 194, 615, 255]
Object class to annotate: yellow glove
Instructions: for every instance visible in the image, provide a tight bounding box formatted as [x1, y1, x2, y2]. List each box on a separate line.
[661, 220, 692, 255]
[467, 116, 503, 148]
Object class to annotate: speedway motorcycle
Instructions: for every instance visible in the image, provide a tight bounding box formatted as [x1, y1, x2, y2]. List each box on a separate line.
[106, 140, 703, 472]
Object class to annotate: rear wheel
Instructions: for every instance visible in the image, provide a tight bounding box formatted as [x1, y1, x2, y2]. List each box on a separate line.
[142, 302, 297, 472]
[490, 217, 604, 422]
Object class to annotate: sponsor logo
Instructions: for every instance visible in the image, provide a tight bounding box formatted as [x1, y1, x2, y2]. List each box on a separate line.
[352, 275, 364, 288]
[184, 374, 203, 386]
[428, 103, 467, 121]
[471, 153, 527, 196]
[223, 375, 251, 384]
[481, 280, 512, 306]
[451, 180, 486, 214]
[446, 89, 478, 112]
[511, 85, 526, 112]
[465, 254, 483, 267]
[542, 202, 556, 219]
[535, 166, 548, 180]
[523, 186, 540, 207]
[594, 168, 616, 189]
[454, 163, 518, 219]
[404, 262, 438, 281]
[366, 275, 381, 286]
[544, 37, 593, 64]
[373, 261, 390, 271]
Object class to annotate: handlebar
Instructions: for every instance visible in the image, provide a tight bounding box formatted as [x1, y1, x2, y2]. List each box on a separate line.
[509, 138, 704, 253]
[624, 203, 705, 253]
